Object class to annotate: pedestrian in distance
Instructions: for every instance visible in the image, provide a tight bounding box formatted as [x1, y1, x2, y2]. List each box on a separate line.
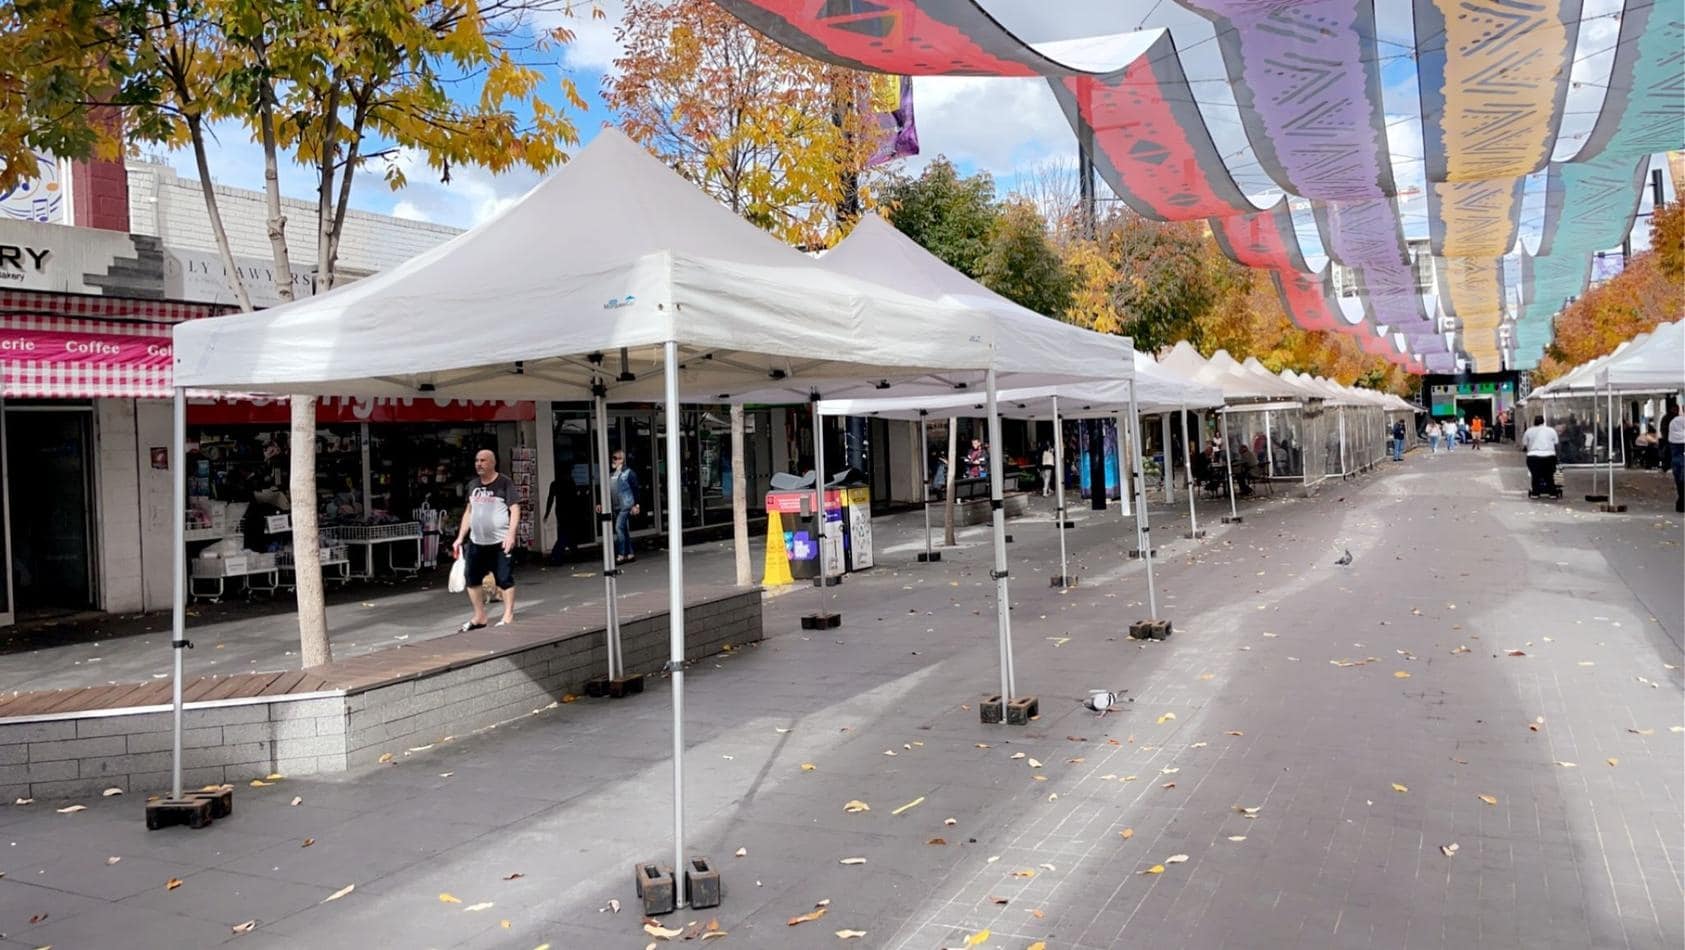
[595, 450, 641, 564]
[1039, 442, 1056, 497]
[452, 449, 519, 629]
[1428, 421, 1440, 454]
[1470, 415, 1484, 451]
[1521, 415, 1560, 498]
[1669, 410, 1685, 513]
[1391, 417, 1406, 461]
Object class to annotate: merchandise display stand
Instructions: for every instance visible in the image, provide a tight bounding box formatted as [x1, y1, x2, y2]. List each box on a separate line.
[189, 554, 279, 602]
[323, 522, 424, 579]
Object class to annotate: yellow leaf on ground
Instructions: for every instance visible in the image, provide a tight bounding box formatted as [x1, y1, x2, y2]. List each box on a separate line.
[964, 930, 990, 947]
[891, 796, 925, 816]
[1607, 758, 1619, 767]
[1026, 758, 1043, 769]
[786, 903, 829, 926]
[1157, 712, 1177, 724]
[231, 920, 257, 934]
[55, 805, 86, 814]
[1478, 795, 1498, 805]
[1441, 843, 1459, 857]
[439, 893, 462, 904]
[1120, 828, 1134, 840]
[836, 930, 868, 940]
[377, 753, 395, 765]
[645, 920, 686, 938]
[1140, 865, 1166, 875]
[463, 902, 494, 912]
[265, 773, 284, 781]
[1225, 731, 1244, 736]
[1011, 869, 1036, 879]
[842, 800, 870, 813]
[1165, 854, 1189, 864]
[320, 884, 354, 904]
[166, 878, 183, 891]
[249, 780, 273, 788]
[1394, 671, 1411, 679]
[1391, 783, 1408, 793]
[1555, 761, 1577, 768]
[838, 858, 866, 865]
[101, 788, 124, 797]
[1029, 943, 1047, 950]
[801, 763, 817, 772]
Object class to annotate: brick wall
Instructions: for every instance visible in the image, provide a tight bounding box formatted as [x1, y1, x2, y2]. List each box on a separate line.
[0, 590, 762, 799]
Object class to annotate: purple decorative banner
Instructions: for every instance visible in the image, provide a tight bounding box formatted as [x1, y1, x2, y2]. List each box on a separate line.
[865, 75, 919, 168]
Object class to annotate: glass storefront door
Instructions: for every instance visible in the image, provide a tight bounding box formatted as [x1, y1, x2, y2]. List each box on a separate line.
[6, 406, 95, 615]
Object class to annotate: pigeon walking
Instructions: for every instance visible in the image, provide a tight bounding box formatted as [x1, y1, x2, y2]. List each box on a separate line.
[1334, 548, 1353, 566]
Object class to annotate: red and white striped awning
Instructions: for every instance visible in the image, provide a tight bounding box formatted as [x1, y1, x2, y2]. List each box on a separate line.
[0, 290, 234, 399]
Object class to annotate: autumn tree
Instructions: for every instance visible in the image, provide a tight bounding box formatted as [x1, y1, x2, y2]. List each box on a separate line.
[979, 198, 1072, 316]
[605, 0, 880, 248]
[12, 0, 588, 665]
[879, 157, 999, 276]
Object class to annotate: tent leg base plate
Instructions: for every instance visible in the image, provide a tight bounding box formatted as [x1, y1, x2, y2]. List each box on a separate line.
[1058, 520, 1075, 529]
[1585, 494, 1608, 502]
[980, 695, 1038, 725]
[595, 675, 644, 699]
[801, 612, 841, 630]
[916, 551, 942, 562]
[1128, 549, 1157, 560]
[811, 575, 842, 588]
[1050, 576, 1078, 589]
[1221, 516, 1244, 524]
[1599, 503, 1626, 513]
[1129, 619, 1173, 641]
[189, 788, 233, 819]
[685, 856, 721, 909]
[634, 862, 676, 916]
[584, 677, 608, 698]
[146, 797, 214, 831]
[1183, 530, 1206, 539]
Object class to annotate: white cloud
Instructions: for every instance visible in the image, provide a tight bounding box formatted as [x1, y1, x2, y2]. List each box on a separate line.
[906, 77, 1072, 180]
[390, 199, 432, 223]
[548, 0, 627, 73]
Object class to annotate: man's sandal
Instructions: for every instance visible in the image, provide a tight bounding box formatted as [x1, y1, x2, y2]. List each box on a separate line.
[458, 621, 487, 632]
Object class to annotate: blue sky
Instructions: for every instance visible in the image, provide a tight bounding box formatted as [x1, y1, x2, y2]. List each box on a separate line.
[167, 0, 1669, 257]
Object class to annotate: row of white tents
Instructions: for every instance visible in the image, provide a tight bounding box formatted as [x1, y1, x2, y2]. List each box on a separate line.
[164, 130, 1416, 905]
[1523, 321, 1683, 507]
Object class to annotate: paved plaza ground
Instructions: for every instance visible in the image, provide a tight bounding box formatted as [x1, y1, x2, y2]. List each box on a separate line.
[0, 448, 1680, 949]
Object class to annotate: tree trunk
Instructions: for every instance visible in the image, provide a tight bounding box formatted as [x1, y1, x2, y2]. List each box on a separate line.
[291, 399, 329, 666]
[943, 417, 958, 546]
[257, 81, 329, 667]
[730, 403, 751, 586]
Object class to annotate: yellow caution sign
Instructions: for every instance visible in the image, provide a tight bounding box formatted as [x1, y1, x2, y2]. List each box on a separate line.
[762, 509, 793, 586]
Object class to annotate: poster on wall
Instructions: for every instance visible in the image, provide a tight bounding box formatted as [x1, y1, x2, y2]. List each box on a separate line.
[0, 151, 64, 223]
[842, 486, 873, 570]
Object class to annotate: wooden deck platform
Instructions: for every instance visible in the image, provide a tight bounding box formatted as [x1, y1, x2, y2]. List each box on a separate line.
[0, 585, 738, 721]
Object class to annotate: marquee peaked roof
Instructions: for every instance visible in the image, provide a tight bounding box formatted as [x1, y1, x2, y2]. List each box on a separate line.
[173, 129, 1001, 401]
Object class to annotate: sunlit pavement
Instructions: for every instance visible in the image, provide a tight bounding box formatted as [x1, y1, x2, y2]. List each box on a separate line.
[0, 449, 1679, 949]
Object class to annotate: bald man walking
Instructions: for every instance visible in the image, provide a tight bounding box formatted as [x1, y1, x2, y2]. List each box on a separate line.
[452, 449, 519, 629]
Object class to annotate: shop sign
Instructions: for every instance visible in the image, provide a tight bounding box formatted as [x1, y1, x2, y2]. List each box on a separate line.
[187, 394, 536, 425]
[164, 247, 315, 309]
[0, 218, 149, 294]
[0, 325, 172, 366]
[0, 151, 65, 224]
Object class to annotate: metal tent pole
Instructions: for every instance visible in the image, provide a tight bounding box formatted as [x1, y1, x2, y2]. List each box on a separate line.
[1116, 414, 1132, 517]
[1180, 405, 1200, 539]
[1052, 396, 1071, 586]
[918, 410, 934, 562]
[984, 368, 1017, 701]
[661, 341, 687, 906]
[1222, 412, 1240, 522]
[812, 399, 834, 613]
[593, 387, 622, 680]
[1128, 380, 1159, 620]
[1160, 412, 1175, 503]
[1606, 381, 1619, 511]
[170, 387, 187, 800]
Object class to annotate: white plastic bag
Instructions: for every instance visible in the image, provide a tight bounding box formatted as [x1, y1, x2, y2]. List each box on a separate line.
[447, 555, 468, 594]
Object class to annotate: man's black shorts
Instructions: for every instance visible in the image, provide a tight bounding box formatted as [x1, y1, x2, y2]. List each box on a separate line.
[466, 541, 515, 590]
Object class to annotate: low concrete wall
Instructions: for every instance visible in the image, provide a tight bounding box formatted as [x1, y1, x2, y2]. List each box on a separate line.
[0, 589, 762, 799]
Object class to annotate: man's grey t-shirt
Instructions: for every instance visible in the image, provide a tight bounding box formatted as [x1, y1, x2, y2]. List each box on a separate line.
[467, 474, 516, 545]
